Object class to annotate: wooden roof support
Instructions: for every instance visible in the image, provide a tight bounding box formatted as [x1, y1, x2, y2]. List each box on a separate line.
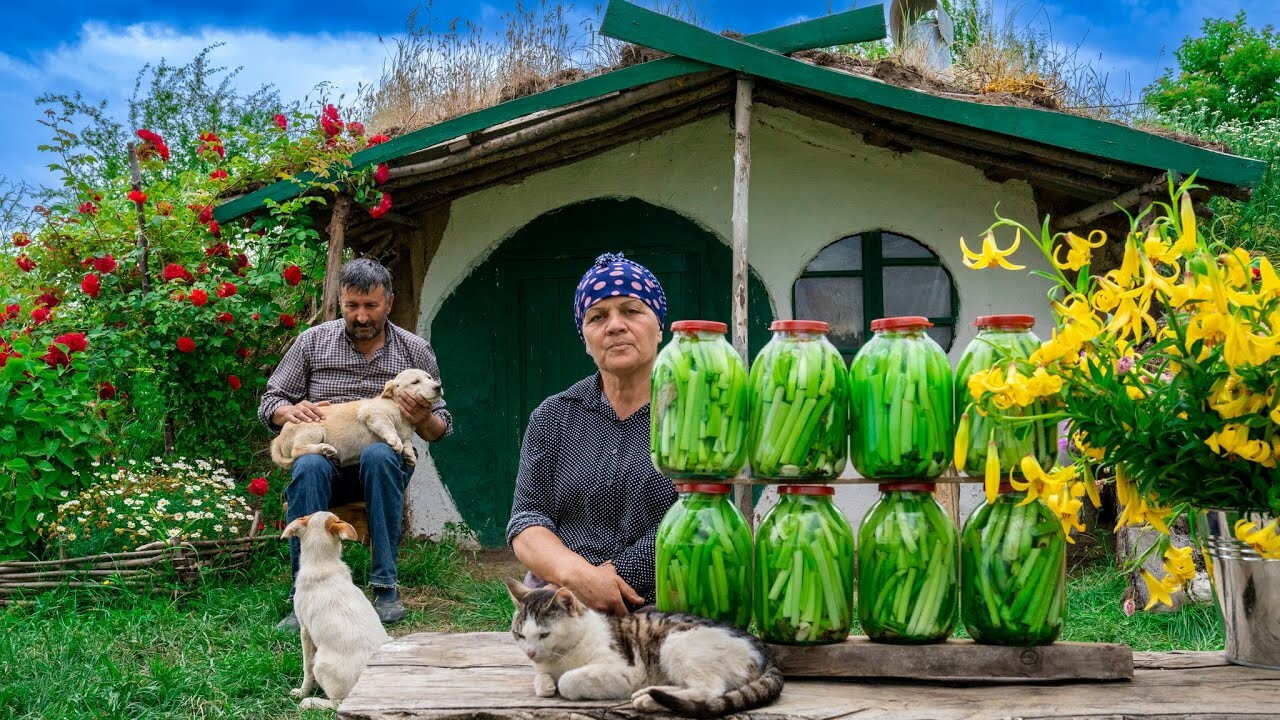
[1052, 173, 1179, 232]
[322, 194, 353, 321]
[731, 74, 754, 525]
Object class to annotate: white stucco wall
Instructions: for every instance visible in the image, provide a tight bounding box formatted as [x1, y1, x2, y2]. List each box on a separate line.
[408, 103, 1058, 540]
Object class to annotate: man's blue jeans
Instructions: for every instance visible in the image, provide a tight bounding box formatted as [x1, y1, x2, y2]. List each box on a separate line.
[286, 443, 409, 593]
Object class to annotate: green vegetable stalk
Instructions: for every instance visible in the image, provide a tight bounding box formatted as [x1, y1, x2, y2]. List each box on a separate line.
[857, 487, 958, 643]
[651, 323, 748, 478]
[754, 487, 855, 643]
[655, 484, 752, 627]
[954, 321, 1056, 475]
[961, 490, 1066, 645]
[748, 325, 849, 479]
[848, 319, 953, 478]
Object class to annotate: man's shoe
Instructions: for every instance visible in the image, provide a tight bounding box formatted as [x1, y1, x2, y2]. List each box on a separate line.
[373, 588, 407, 625]
[276, 610, 300, 632]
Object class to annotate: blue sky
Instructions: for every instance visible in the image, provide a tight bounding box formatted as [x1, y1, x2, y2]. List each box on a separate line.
[1, 1, 1276, 196]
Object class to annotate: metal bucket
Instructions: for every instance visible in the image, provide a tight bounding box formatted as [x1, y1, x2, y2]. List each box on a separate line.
[1196, 509, 1280, 669]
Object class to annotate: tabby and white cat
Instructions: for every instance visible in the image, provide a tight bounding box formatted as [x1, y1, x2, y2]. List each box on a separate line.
[504, 578, 784, 718]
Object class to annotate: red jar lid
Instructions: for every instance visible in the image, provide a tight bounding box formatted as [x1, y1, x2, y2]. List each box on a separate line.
[877, 482, 936, 493]
[975, 314, 1035, 329]
[672, 320, 727, 334]
[675, 482, 732, 494]
[870, 316, 933, 332]
[770, 320, 830, 333]
[778, 485, 835, 496]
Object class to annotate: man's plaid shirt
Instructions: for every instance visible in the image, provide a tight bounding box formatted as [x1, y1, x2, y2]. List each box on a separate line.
[258, 319, 453, 436]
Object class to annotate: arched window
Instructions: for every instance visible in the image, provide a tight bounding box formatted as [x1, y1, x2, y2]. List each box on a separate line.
[793, 230, 958, 360]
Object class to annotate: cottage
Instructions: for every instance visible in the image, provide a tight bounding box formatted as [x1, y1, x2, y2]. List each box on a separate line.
[216, 2, 1265, 546]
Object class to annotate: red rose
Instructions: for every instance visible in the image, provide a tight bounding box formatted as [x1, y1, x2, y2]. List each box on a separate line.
[176, 337, 196, 353]
[189, 289, 209, 306]
[98, 382, 117, 400]
[248, 477, 268, 497]
[236, 347, 250, 358]
[4, 304, 18, 319]
[78, 201, 97, 215]
[16, 256, 35, 272]
[127, 190, 147, 204]
[31, 307, 50, 325]
[217, 281, 237, 298]
[198, 131, 225, 158]
[205, 243, 230, 258]
[136, 129, 171, 161]
[223, 327, 234, 337]
[12, 231, 30, 247]
[197, 263, 209, 274]
[198, 205, 213, 224]
[163, 263, 192, 283]
[366, 134, 391, 147]
[374, 163, 390, 185]
[216, 311, 234, 323]
[228, 375, 242, 390]
[234, 253, 249, 269]
[251, 313, 260, 321]
[209, 169, 228, 180]
[35, 291, 59, 309]
[283, 264, 302, 286]
[172, 291, 186, 302]
[208, 220, 221, 237]
[82, 273, 101, 298]
[347, 121, 366, 137]
[54, 332, 88, 353]
[280, 313, 297, 329]
[156, 201, 173, 216]
[41, 346, 69, 368]
[321, 104, 344, 137]
[369, 192, 392, 219]
[273, 113, 288, 130]
[92, 255, 117, 274]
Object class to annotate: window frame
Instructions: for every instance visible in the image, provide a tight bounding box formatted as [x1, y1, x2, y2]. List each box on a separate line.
[792, 229, 959, 357]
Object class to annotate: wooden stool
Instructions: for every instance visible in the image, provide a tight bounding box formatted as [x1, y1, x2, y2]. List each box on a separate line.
[328, 501, 371, 545]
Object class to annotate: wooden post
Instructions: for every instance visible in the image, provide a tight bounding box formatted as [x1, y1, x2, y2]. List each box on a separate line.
[731, 74, 754, 524]
[127, 143, 151, 294]
[322, 195, 354, 321]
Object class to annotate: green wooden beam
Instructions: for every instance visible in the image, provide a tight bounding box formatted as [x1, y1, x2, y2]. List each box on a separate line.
[600, 1, 1266, 189]
[215, 6, 889, 223]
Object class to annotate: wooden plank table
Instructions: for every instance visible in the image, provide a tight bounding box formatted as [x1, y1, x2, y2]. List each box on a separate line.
[338, 632, 1280, 720]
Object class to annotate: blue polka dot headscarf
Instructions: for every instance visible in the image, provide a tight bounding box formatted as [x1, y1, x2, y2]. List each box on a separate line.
[573, 252, 667, 337]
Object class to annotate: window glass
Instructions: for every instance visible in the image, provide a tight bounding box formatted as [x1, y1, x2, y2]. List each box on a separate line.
[883, 266, 952, 317]
[794, 276, 863, 349]
[804, 236, 861, 271]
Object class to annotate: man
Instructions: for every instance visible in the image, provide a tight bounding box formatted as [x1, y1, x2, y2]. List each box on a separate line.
[260, 258, 452, 629]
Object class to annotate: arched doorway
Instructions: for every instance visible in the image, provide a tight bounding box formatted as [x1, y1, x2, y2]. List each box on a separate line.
[431, 197, 774, 545]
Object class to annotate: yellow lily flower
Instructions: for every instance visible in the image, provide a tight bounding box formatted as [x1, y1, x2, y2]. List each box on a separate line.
[953, 412, 970, 471]
[1043, 481, 1086, 541]
[1257, 256, 1280, 299]
[1142, 569, 1174, 610]
[1169, 192, 1198, 256]
[961, 230, 1026, 270]
[984, 440, 1001, 504]
[1234, 519, 1280, 559]
[1163, 545, 1197, 583]
[1053, 230, 1107, 272]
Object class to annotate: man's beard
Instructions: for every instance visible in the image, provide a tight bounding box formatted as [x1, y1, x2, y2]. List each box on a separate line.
[346, 322, 383, 341]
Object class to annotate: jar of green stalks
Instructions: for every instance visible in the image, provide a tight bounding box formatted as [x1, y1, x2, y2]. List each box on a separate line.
[654, 483, 752, 627]
[650, 321, 749, 479]
[754, 485, 855, 644]
[748, 321, 849, 480]
[857, 482, 958, 643]
[848, 316, 953, 478]
[953, 315, 1056, 476]
[961, 482, 1066, 645]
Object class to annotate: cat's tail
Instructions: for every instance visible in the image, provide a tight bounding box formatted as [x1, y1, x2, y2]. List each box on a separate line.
[647, 661, 784, 718]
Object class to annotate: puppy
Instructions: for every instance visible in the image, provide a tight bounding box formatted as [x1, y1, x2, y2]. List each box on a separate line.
[282, 512, 392, 710]
[270, 368, 441, 469]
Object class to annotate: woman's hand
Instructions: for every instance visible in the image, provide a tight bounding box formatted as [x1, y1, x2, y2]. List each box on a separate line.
[564, 562, 644, 616]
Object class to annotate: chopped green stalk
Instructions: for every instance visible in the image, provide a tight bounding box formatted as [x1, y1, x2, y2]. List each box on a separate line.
[748, 328, 849, 479]
[651, 326, 748, 477]
[655, 488, 751, 627]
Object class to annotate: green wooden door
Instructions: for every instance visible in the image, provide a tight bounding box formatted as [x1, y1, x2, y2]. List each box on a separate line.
[432, 198, 773, 546]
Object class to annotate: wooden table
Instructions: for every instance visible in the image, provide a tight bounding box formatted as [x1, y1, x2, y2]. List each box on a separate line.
[339, 632, 1280, 720]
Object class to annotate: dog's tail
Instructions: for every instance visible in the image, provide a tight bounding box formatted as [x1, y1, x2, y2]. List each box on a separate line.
[270, 435, 294, 469]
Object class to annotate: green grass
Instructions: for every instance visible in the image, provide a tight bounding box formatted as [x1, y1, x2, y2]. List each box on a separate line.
[0, 538, 1224, 720]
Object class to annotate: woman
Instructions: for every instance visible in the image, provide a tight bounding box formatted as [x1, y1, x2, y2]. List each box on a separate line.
[506, 252, 675, 615]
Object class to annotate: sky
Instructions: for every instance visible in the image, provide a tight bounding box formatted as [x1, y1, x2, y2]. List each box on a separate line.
[1, 0, 1276, 198]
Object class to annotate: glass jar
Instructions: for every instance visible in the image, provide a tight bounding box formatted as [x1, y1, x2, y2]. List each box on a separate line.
[953, 315, 1056, 476]
[651, 321, 749, 478]
[754, 485, 855, 644]
[848, 316, 953, 478]
[654, 483, 752, 627]
[960, 483, 1066, 645]
[857, 483, 958, 643]
[748, 321, 849, 480]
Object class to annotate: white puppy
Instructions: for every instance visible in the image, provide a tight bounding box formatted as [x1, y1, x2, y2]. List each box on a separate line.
[282, 511, 392, 711]
[270, 368, 441, 469]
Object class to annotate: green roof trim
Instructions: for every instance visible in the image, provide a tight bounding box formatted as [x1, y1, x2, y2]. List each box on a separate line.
[214, 7, 888, 223]
[599, 1, 1265, 189]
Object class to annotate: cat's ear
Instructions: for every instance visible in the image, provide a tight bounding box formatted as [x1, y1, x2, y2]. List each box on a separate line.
[504, 577, 531, 603]
[552, 587, 582, 616]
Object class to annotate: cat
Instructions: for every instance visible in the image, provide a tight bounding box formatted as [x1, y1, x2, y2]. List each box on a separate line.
[504, 578, 784, 718]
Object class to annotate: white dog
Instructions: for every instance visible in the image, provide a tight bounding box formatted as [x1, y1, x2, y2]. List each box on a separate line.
[282, 511, 392, 710]
[270, 368, 441, 469]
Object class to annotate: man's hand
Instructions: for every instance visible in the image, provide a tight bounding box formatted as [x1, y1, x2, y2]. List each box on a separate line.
[272, 400, 331, 426]
[399, 394, 446, 441]
[563, 562, 644, 616]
